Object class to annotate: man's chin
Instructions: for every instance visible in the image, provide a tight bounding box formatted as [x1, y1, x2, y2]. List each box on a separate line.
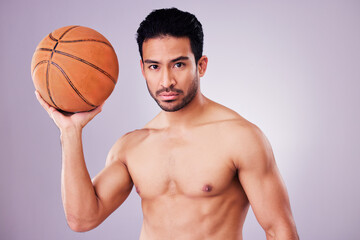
[156, 100, 185, 112]
[159, 104, 182, 112]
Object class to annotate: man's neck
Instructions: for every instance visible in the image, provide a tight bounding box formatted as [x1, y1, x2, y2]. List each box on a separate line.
[159, 92, 208, 129]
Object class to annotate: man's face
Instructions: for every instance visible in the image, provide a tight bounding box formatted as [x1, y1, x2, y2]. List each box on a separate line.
[140, 36, 201, 112]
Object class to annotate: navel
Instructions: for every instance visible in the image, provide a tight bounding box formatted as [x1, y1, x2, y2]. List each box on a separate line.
[202, 184, 213, 192]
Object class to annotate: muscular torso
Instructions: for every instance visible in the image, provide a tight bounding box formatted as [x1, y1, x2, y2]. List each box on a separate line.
[123, 110, 251, 240]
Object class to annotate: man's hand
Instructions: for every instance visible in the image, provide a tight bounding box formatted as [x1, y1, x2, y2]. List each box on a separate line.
[35, 91, 103, 132]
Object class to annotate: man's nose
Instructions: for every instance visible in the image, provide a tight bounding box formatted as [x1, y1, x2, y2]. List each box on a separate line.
[160, 68, 176, 88]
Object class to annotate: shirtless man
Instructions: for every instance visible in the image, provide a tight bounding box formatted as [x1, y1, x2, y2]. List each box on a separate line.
[35, 8, 299, 240]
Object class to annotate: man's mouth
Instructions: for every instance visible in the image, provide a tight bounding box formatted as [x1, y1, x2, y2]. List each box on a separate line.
[158, 92, 180, 101]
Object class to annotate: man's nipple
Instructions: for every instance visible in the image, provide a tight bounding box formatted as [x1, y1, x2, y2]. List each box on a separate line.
[202, 184, 213, 192]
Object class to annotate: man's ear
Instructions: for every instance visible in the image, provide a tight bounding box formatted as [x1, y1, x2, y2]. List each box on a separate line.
[197, 55, 208, 77]
[140, 59, 145, 78]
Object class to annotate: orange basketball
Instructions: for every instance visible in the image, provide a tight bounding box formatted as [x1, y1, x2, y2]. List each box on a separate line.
[31, 25, 119, 113]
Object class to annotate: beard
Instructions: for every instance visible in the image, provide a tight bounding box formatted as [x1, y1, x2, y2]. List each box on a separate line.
[146, 76, 199, 112]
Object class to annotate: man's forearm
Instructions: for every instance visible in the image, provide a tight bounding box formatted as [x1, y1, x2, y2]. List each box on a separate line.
[60, 127, 100, 231]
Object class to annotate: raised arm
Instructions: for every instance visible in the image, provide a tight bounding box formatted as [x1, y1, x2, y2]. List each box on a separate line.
[35, 92, 133, 232]
[233, 124, 299, 240]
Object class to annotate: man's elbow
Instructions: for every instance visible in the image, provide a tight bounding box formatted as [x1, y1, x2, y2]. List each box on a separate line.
[266, 231, 299, 240]
[265, 222, 299, 240]
[66, 214, 100, 232]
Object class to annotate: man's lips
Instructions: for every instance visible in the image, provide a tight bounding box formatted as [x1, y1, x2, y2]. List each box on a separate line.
[158, 92, 180, 101]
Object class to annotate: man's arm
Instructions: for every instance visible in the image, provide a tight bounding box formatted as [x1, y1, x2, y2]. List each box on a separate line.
[61, 130, 133, 232]
[36, 92, 133, 232]
[233, 123, 299, 240]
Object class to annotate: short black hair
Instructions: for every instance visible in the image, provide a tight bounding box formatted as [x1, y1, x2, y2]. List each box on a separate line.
[136, 8, 204, 63]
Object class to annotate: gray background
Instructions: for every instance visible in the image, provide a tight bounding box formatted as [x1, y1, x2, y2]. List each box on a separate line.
[1, 0, 359, 239]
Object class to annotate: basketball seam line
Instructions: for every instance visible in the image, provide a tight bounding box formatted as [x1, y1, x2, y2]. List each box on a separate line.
[36, 48, 116, 84]
[51, 61, 97, 108]
[45, 36, 60, 108]
[37, 48, 52, 52]
[55, 50, 117, 84]
[49, 33, 58, 42]
[59, 26, 80, 40]
[60, 39, 113, 48]
[32, 60, 55, 107]
[44, 27, 75, 110]
[48, 33, 113, 49]
[42, 26, 80, 111]
[32, 60, 48, 75]
[46, 60, 59, 109]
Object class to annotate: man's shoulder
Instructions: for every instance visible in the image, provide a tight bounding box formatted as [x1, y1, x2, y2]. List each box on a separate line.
[206, 101, 267, 152]
[214, 113, 271, 169]
[106, 128, 150, 165]
[114, 128, 152, 150]
[202, 100, 257, 131]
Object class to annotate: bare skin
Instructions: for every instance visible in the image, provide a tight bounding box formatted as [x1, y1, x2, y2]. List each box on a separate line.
[35, 36, 298, 240]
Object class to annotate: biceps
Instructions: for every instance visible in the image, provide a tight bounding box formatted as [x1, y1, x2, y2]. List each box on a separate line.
[92, 162, 133, 217]
[239, 167, 292, 228]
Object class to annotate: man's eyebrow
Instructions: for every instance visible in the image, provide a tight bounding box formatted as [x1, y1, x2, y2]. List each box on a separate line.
[170, 56, 189, 62]
[143, 56, 189, 64]
[144, 59, 160, 64]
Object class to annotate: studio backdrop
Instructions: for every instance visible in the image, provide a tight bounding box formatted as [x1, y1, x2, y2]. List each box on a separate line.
[1, 0, 359, 239]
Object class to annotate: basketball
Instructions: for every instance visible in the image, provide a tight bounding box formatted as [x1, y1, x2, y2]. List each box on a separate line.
[31, 25, 119, 113]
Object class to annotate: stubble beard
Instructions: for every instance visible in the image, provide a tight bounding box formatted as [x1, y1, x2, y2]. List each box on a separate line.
[146, 76, 199, 112]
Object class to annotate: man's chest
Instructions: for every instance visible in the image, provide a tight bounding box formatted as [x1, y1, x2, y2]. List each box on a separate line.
[125, 132, 237, 199]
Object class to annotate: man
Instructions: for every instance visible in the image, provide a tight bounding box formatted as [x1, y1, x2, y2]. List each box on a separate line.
[36, 8, 299, 240]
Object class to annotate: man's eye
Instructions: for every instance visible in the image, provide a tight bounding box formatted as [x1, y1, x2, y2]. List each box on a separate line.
[149, 65, 158, 70]
[174, 62, 184, 68]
